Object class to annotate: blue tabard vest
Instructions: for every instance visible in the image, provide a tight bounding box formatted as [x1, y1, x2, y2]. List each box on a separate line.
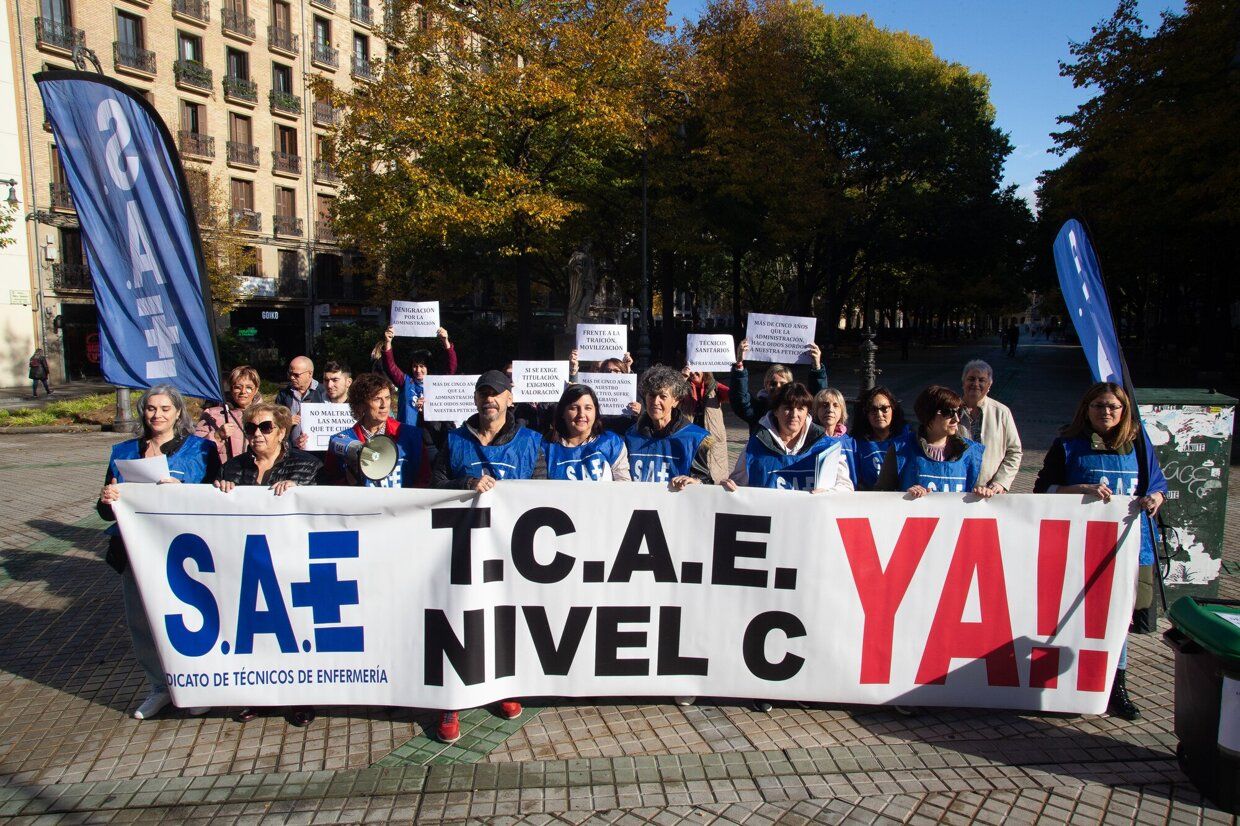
[397, 376, 424, 427]
[105, 435, 215, 535]
[855, 425, 913, 491]
[837, 434, 859, 487]
[624, 422, 709, 483]
[544, 431, 626, 481]
[329, 421, 423, 488]
[743, 433, 841, 491]
[1061, 435, 1155, 564]
[896, 436, 984, 493]
[446, 424, 541, 480]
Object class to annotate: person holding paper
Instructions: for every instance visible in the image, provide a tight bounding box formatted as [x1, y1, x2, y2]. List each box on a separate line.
[194, 364, 263, 464]
[97, 386, 220, 721]
[274, 356, 327, 444]
[326, 373, 425, 488]
[812, 388, 859, 486]
[730, 339, 825, 435]
[722, 383, 854, 493]
[958, 359, 1022, 495]
[624, 365, 714, 488]
[851, 386, 914, 490]
[379, 325, 458, 427]
[569, 349, 641, 431]
[543, 384, 631, 481]
[679, 369, 730, 483]
[875, 386, 991, 498]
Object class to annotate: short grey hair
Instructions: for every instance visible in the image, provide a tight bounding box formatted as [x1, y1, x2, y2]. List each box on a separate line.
[135, 385, 195, 438]
[638, 365, 688, 400]
[962, 359, 993, 381]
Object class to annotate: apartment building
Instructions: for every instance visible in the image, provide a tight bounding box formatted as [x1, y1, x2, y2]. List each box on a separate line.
[5, 0, 392, 381]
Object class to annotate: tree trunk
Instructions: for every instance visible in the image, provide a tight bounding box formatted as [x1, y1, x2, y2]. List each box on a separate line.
[516, 255, 533, 358]
[660, 250, 676, 364]
[731, 250, 743, 339]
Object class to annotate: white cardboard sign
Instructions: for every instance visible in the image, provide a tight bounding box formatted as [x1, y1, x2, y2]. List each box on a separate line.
[576, 324, 628, 362]
[686, 334, 736, 372]
[577, 372, 637, 416]
[299, 403, 356, 452]
[512, 361, 569, 404]
[422, 374, 481, 423]
[745, 313, 817, 364]
[390, 300, 440, 338]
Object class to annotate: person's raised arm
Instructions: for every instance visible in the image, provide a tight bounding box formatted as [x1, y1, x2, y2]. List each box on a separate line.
[380, 326, 408, 385]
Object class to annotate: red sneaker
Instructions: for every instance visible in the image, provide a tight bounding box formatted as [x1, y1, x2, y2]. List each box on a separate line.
[438, 711, 460, 743]
[497, 700, 522, 719]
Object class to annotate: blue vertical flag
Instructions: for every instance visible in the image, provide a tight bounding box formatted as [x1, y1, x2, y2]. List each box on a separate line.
[36, 71, 222, 402]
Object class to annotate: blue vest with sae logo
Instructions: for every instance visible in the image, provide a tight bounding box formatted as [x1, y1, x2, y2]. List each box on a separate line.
[624, 423, 708, 483]
[855, 425, 913, 490]
[1061, 435, 1154, 564]
[544, 431, 625, 481]
[446, 424, 541, 480]
[743, 433, 840, 490]
[397, 376, 424, 427]
[896, 437, 984, 493]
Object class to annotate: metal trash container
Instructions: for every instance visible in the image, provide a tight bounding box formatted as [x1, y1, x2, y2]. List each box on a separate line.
[1163, 597, 1240, 813]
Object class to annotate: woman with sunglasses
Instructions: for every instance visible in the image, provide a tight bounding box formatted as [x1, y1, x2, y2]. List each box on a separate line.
[851, 386, 913, 490]
[544, 384, 631, 481]
[214, 402, 323, 727]
[1032, 381, 1167, 721]
[877, 385, 991, 498]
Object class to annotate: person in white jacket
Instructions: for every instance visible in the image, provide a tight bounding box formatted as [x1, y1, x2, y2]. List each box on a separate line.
[959, 359, 1023, 493]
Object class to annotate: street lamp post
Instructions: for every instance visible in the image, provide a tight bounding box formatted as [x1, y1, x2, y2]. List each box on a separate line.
[635, 143, 651, 373]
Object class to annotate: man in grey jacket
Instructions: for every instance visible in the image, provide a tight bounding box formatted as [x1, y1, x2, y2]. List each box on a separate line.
[959, 359, 1022, 493]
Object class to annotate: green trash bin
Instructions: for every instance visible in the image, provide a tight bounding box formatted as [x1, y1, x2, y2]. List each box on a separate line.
[1163, 597, 1240, 813]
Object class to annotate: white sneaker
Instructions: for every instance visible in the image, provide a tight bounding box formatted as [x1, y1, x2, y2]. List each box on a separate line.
[674, 696, 696, 706]
[186, 706, 211, 716]
[133, 690, 170, 720]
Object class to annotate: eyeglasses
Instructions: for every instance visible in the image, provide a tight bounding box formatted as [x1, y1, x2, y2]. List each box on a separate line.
[937, 407, 963, 420]
[868, 405, 892, 414]
[244, 420, 277, 435]
[1089, 402, 1124, 413]
[288, 369, 309, 378]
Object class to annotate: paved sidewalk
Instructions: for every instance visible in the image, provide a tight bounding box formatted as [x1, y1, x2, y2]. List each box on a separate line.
[0, 343, 1236, 824]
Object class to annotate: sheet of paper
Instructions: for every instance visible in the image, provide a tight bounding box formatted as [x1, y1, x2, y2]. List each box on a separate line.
[300, 403, 356, 452]
[390, 300, 440, 338]
[576, 324, 628, 362]
[686, 334, 736, 372]
[745, 313, 817, 364]
[813, 441, 843, 491]
[423, 374, 481, 423]
[115, 455, 171, 484]
[512, 361, 569, 404]
[577, 373, 638, 416]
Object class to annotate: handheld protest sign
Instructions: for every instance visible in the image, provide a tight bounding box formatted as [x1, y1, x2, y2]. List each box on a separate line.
[512, 361, 569, 403]
[576, 324, 627, 362]
[745, 313, 816, 364]
[300, 403, 356, 452]
[422, 374, 481, 423]
[578, 372, 637, 416]
[687, 334, 736, 372]
[390, 300, 440, 338]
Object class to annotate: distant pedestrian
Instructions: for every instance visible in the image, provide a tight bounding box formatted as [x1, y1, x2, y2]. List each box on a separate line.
[28, 349, 51, 398]
[1005, 322, 1019, 357]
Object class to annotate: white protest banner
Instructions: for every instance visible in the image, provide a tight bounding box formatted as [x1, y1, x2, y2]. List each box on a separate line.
[422, 374, 480, 423]
[686, 334, 736, 372]
[577, 372, 637, 416]
[299, 403, 356, 452]
[745, 313, 817, 364]
[390, 300, 440, 338]
[512, 361, 569, 404]
[576, 324, 628, 362]
[115, 485, 1138, 714]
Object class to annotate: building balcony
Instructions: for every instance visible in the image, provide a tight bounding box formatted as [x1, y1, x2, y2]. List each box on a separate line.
[177, 131, 215, 159]
[351, 1, 373, 26]
[268, 25, 298, 55]
[312, 42, 338, 69]
[278, 274, 308, 298]
[314, 160, 340, 184]
[114, 41, 156, 75]
[35, 17, 85, 52]
[310, 0, 336, 10]
[351, 55, 375, 81]
[49, 182, 74, 211]
[226, 141, 260, 167]
[52, 263, 92, 292]
[222, 7, 256, 40]
[274, 215, 304, 237]
[173, 59, 212, 92]
[269, 89, 301, 117]
[318, 277, 361, 301]
[223, 75, 258, 104]
[171, 0, 210, 25]
[230, 208, 261, 232]
[312, 101, 340, 126]
[316, 219, 337, 243]
[272, 151, 303, 176]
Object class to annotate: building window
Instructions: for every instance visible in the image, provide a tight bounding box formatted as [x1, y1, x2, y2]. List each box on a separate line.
[353, 33, 368, 62]
[116, 11, 143, 50]
[226, 47, 249, 80]
[230, 178, 254, 211]
[271, 62, 292, 93]
[315, 133, 334, 162]
[180, 100, 204, 134]
[178, 31, 203, 62]
[279, 249, 300, 279]
[229, 112, 252, 144]
[276, 124, 298, 155]
[238, 245, 261, 278]
[314, 16, 331, 47]
[41, 0, 72, 26]
[272, 0, 291, 29]
[276, 186, 296, 218]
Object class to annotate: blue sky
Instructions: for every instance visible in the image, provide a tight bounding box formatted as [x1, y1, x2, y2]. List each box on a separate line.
[664, 0, 1186, 212]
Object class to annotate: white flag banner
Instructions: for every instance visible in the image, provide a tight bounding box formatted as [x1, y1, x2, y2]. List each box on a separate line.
[577, 372, 638, 416]
[299, 403, 356, 452]
[390, 300, 440, 338]
[686, 334, 736, 372]
[512, 361, 570, 404]
[745, 313, 816, 364]
[576, 324, 628, 362]
[422, 374, 480, 423]
[115, 485, 1139, 713]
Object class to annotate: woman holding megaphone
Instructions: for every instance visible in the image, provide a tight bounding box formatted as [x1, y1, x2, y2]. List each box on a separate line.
[326, 373, 426, 488]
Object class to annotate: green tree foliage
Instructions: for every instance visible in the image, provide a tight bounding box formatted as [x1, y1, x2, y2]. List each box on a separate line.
[1037, 0, 1239, 367]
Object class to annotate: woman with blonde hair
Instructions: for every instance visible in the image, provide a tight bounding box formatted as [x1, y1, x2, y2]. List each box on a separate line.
[195, 365, 264, 463]
[813, 388, 858, 485]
